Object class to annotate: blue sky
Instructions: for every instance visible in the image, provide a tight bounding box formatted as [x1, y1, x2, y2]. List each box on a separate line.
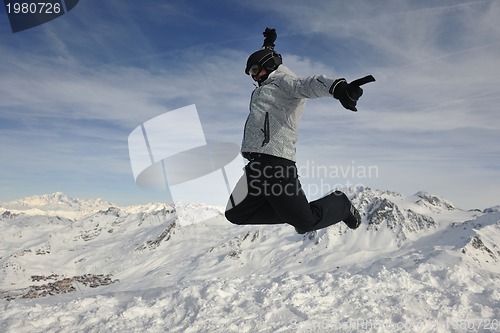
[1, 0, 499, 209]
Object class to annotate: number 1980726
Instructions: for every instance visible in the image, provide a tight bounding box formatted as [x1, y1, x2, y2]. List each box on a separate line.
[5, 2, 62, 14]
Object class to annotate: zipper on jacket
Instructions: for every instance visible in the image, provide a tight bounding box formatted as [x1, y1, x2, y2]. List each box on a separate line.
[261, 112, 270, 147]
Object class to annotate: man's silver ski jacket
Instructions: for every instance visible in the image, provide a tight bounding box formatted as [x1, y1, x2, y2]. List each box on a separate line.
[241, 65, 337, 162]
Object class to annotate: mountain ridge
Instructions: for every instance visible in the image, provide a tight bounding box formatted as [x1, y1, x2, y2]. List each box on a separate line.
[1, 188, 494, 217]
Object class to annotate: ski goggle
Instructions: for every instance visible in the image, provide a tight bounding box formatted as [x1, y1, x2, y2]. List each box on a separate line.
[248, 64, 261, 76]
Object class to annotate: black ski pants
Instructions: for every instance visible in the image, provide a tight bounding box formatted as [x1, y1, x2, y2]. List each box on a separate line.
[225, 153, 351, 232]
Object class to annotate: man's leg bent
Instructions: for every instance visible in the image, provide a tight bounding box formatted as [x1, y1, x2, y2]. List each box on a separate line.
[265, 178, 352, 232]
[225, 168, 283, 225]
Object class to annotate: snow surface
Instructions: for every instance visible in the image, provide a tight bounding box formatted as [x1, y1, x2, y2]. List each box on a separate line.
[0, 190, 499, 333]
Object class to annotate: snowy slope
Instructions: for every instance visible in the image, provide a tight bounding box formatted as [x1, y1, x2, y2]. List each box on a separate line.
[0, 189, 499, 333]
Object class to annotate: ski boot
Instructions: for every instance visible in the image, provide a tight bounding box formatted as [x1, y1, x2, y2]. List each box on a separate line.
[344, 203, 362, 229]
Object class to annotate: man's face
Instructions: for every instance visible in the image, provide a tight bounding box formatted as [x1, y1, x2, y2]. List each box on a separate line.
[252, 68, 267, 82]
[248, 63, 267, 82]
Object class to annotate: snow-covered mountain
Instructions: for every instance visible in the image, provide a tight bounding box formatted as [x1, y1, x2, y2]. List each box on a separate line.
[0, 189, 499, 333]
[0, 192, 114, 220]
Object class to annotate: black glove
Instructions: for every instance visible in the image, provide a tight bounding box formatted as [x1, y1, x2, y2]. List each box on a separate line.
[330, 75, 376, 112]
[262, 28, 277, 49]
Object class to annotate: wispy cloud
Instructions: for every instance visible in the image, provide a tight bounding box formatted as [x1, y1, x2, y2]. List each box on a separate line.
[0, 0, 498, 208]
[246, 0, 500, 208]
